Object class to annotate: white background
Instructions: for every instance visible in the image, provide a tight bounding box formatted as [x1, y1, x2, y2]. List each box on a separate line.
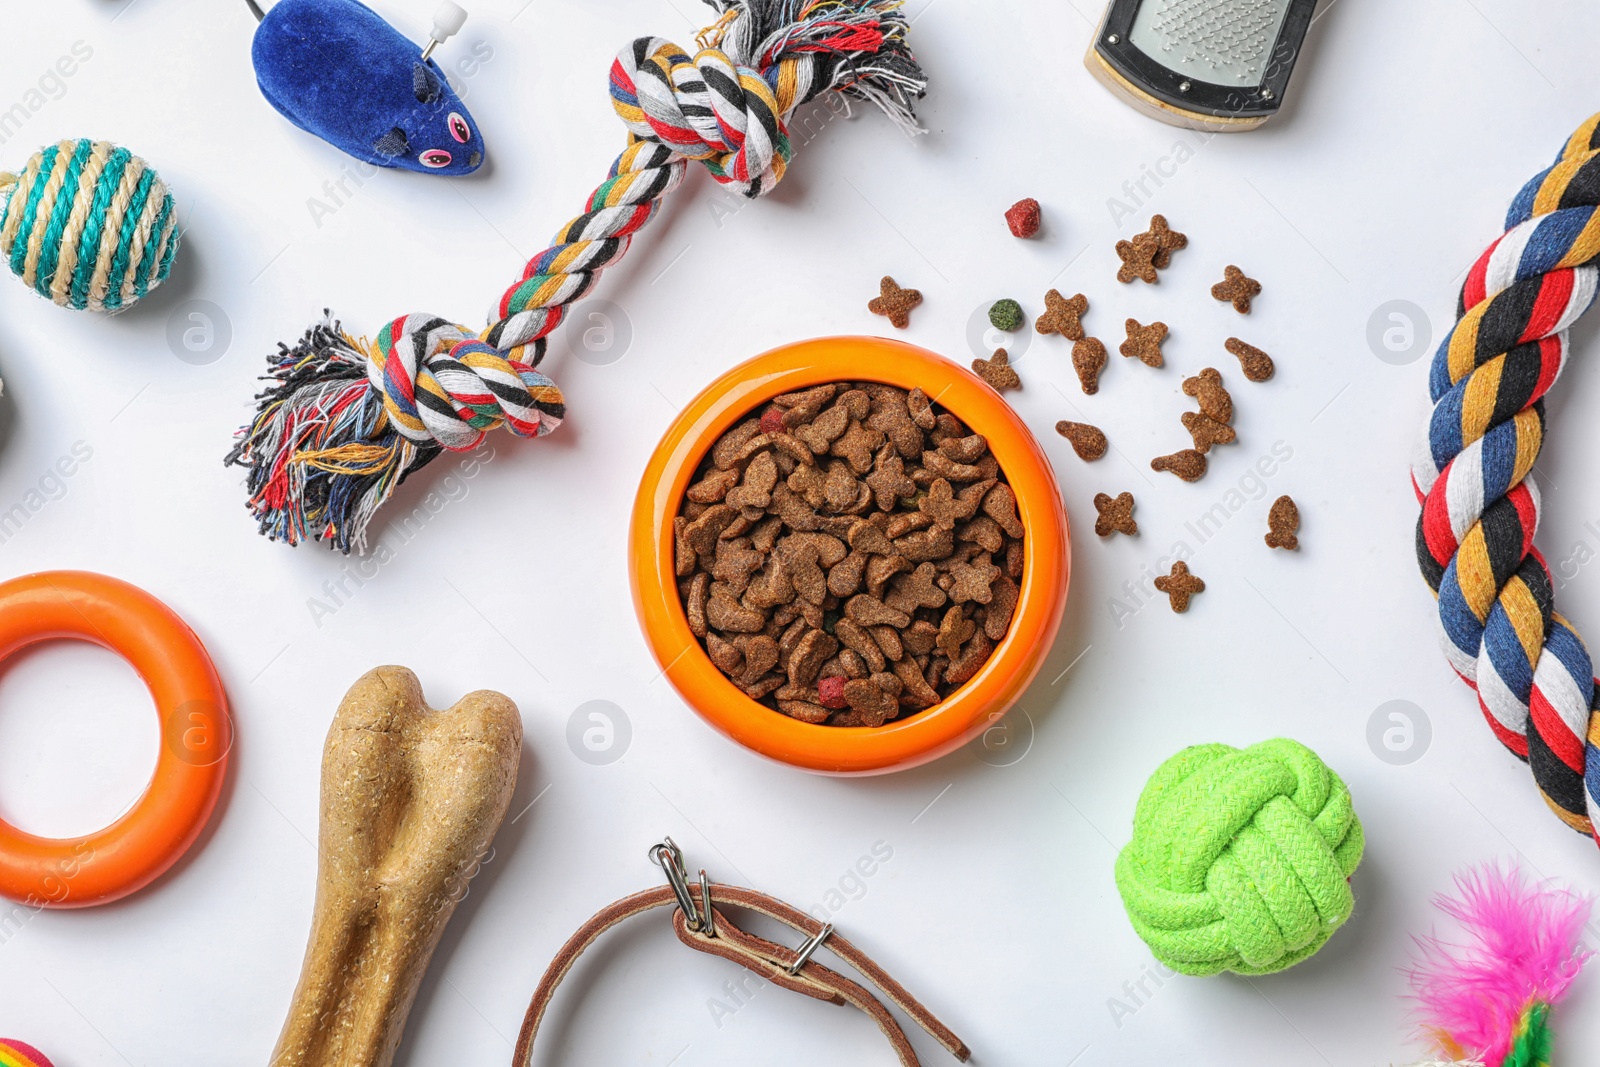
[0, 0, 1598, 1064]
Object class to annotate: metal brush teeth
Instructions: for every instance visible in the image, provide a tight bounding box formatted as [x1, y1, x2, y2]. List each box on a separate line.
[1129, 0, 1292, 81]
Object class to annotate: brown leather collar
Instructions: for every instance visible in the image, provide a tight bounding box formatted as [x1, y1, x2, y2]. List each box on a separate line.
[514, 842, 971, 1066]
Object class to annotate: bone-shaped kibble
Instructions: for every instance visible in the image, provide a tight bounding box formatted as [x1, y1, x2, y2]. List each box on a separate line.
[270, 666, 523, 1067]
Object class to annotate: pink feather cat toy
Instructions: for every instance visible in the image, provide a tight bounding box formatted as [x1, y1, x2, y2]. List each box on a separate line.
[1407, 864, 1592, 1067]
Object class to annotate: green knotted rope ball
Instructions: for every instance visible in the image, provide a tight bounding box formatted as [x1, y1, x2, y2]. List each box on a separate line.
[1115, 738, 1364, 977]
[0, 139, 180, 312]
[988, 298, 1023, 332]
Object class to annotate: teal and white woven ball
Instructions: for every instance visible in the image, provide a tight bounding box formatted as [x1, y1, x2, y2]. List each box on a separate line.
[0, 138, 180, 313]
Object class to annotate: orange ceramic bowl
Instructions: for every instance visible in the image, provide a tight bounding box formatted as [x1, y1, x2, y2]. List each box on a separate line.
[630, 337, 1071, 775]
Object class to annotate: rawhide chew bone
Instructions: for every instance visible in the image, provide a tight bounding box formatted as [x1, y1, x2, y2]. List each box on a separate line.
[0, 140, 179, 312]
[270, 666, 521, 1067]
[1116, 738, 1363, 975]
[226, 0, 929, 554]
[1413, 112, 1600, 845]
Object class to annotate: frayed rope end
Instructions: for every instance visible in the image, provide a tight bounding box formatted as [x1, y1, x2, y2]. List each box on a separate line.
[701, 0, 929, 136]
[224, 314, 440, 555]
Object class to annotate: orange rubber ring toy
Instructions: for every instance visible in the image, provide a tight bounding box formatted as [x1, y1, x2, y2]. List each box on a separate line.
[0, 571, 230, 908]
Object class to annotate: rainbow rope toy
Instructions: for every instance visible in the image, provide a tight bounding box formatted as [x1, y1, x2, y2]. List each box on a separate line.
[0, 139, 179, 312]
[0, 1039, 54, 1067]
[1407, 863, 1591, 1067]
[225, 0, 928, 553]
[1414, 113, 1600, 844]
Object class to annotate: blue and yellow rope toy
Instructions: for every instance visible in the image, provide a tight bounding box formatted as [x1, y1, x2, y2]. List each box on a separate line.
[0, 138, 179, 313]
[1413, 113, 1600, 847]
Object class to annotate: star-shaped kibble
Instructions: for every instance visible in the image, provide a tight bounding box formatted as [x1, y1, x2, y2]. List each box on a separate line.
[1035, 289, 1089, 340]
[1093, 491, 1137, 537]
[1139, 214, 1188, 269]
[972, 348, 1021, 391]
[868, 276, 922, 328]
[1120, 318, 1168, 368]
[1211, 265, 1261, 314]
[1153, 560, 1205, 612]
[1116, 235, 1160, 284]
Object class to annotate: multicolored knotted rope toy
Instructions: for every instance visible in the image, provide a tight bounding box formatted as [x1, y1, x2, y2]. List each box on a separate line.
[1114, 738, 1364, 976]
[226, 0, 929, 553]
[1413, 113, 1600, 845]
[0, 138, 179, 312]
[1407, 863, 1591, 1067]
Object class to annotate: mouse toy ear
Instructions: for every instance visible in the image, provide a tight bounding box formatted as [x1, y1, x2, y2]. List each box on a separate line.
[372, 126, 410, 160]
[413, 62, 443, 104]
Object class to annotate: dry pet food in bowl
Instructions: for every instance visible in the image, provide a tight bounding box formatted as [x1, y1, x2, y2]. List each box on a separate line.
[631, 337, 1071, 775]
[675, 382, 1024, 727]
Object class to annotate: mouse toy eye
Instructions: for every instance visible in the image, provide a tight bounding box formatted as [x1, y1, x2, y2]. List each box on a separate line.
[420, 149, 453, 169]
[447, 112, 471, 144]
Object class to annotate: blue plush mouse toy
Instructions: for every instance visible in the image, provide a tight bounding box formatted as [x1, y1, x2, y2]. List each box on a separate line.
[248, 0, 486, 175]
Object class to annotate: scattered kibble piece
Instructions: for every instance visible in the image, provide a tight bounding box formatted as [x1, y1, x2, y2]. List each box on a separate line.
[1120, 318, 1168, 368]
[1115, 234, 1160, 284]
[1072, 337, 1107, 395]
[989, 298, 1024, 332]
[1225, 337, 1274, 382]
[1211, 265, 1260, 314]
[1035, 289, 1088, 340]
[1093, 492, 1137, 537]
[1182, 368, 1233, 424]
[1139, 215, 1188, 269]
[1151, 448, 1207, 482]
[1181, 411, 1236, 453]
[1266, 495, 1300, 550]
[1055, 420, 1107, 461]
[1154, 560, 1205, 612]
[972, 348, 1021, 391]
[868, 276, 922, 328]
[1005, 197, 1042, 238]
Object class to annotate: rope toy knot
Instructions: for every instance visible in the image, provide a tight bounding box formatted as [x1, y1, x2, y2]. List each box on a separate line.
[372, 314, 563, 451]
[1114, 739, 1364, 976]
[612, 39, 792, 197]
[230, 0, 928, 553]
